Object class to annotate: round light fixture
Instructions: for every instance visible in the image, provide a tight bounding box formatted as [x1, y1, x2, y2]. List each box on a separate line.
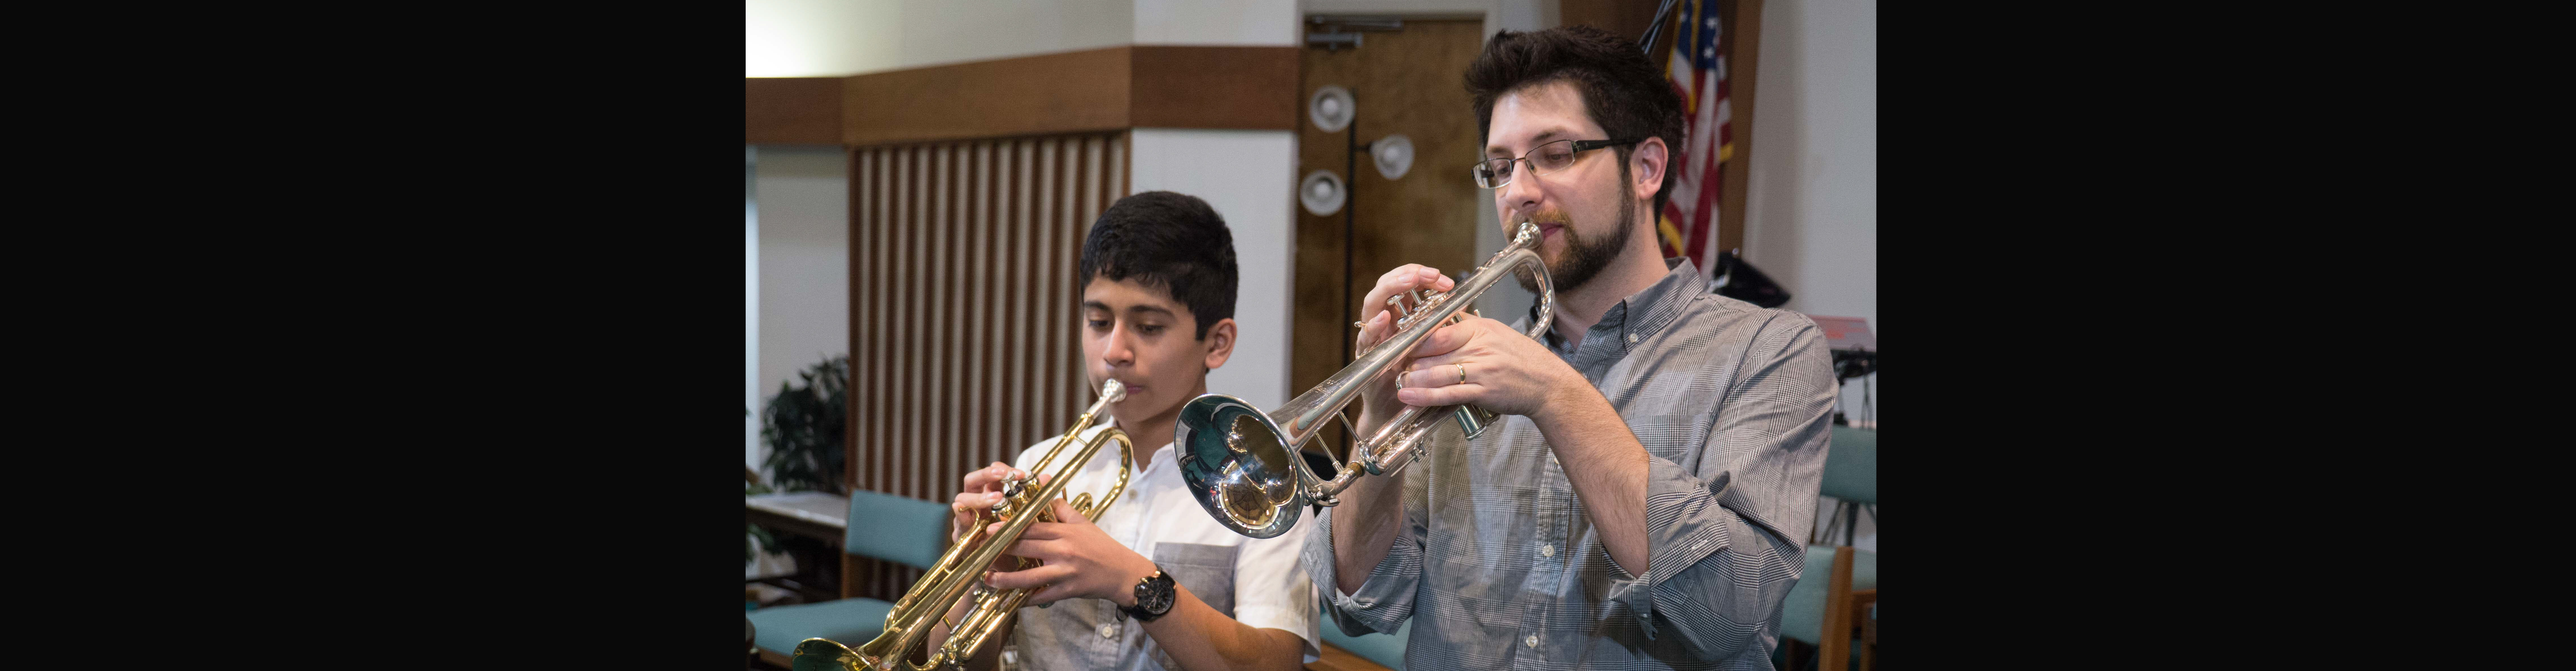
[1299, 170, 1347, 217]
[1370, 134, 1414, 180]
[1309, 85, 1354, 133]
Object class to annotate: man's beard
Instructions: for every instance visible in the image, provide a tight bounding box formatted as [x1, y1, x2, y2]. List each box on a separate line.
[1514, 194, 1637, 296]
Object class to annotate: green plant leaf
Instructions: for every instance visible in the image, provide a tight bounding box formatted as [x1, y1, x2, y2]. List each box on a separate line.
[760, 355, 851, 494]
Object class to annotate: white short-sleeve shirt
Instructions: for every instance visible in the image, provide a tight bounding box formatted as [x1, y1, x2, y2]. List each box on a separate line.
[1004, 421, 1320, 670]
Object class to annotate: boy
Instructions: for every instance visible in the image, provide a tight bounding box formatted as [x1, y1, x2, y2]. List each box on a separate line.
[925, 191, 1316, 671]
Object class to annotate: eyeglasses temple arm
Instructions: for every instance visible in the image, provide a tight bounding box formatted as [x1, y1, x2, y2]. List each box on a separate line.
[1571, 138, 1645, 151]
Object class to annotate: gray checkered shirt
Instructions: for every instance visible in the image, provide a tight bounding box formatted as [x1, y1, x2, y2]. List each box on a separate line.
[1302, 257, 1836, 670]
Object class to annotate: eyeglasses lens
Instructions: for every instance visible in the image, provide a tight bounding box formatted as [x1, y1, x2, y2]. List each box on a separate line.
[1533, 141, 1578, 172]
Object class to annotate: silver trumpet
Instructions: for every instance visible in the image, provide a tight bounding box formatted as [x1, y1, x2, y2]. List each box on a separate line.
[1175, 222, 1555, 538]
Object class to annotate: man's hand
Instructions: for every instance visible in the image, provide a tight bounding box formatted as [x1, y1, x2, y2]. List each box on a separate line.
[982, 498, 1158, 607]
[1353, 264, 1458, 427]
[1393, 315, 1583, 420]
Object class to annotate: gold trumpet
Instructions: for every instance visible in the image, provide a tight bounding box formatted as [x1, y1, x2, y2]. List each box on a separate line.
[793, 380, 1135, 671]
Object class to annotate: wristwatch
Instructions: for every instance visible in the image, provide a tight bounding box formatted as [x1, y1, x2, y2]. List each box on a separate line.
[1121, 567, 1175, 622]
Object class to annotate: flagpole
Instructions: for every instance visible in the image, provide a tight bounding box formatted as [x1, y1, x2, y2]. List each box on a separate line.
[1639, 0, 1684, 57]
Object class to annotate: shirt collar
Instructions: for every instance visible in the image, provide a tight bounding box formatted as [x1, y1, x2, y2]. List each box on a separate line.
[1100, 417, 1174, 475]
[1537, 257, 1706, 357]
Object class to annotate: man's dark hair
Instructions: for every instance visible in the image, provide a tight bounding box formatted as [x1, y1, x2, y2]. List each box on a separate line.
[1079, 191, 1238, 340]
[1466, 25, 1687, 213]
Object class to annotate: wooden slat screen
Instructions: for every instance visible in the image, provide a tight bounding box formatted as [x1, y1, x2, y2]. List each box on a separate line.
[843, 131, 1130, 601]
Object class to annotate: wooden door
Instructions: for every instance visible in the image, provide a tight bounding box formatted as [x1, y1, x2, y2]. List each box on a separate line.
[1293, 19, 1488, 459]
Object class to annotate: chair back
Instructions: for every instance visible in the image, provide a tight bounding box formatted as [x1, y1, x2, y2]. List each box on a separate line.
[1778, 545, 1878, 645]
[1822, 425, 1876, 505]
[843, 489, 951, 569]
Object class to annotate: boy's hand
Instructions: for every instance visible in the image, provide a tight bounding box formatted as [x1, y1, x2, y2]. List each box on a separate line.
[981, 498, 1158, 607]
[953, 462, 1048, 573]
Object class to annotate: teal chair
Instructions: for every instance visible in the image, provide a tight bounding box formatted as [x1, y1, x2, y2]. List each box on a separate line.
[1777, 425, 1878, 671]
[1319, 599, 1411, 670]
[747, 490, 951, 666]
[1778, 545, 1877, 670]
[1813, 425, 1876, 547]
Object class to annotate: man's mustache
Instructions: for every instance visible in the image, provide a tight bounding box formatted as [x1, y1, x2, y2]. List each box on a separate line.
[1512, 209, 1574, 227]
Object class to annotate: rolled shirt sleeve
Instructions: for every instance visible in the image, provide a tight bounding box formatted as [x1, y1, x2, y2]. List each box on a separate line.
[1602, 311, 1837, 660]
[1300, 455, 1431, 638]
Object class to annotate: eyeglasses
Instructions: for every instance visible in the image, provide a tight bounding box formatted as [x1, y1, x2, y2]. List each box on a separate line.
[1472, 138, 1640, 189]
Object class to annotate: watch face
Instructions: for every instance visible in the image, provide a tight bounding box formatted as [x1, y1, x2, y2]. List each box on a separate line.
[1137, 574, 1174, 613]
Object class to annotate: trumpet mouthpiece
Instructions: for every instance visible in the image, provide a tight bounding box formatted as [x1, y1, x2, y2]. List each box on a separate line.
[1100, 379, 1127, 403]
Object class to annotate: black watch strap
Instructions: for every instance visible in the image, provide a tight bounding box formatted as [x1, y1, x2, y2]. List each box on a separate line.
[1121, 568, 1175, 622]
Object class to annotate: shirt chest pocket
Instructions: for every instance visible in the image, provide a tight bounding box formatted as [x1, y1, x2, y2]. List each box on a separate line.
[1146, 542, 1237, 671]
[1150, 542, 1238, 618]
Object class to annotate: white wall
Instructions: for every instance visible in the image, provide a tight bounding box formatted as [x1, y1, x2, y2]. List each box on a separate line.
[1739, 0, 1875, 552]
[744, 0, 1309, 79]
[753, 147, 853, 475]
[747, 0, 1137, 77]
[1139, 0, 1300, 44]
[1131, 129, 1301, 412]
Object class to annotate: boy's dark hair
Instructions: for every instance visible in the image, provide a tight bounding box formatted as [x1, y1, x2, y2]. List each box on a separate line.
[1465, 25, 1686, 213]
[1079, 191, 1238, 340]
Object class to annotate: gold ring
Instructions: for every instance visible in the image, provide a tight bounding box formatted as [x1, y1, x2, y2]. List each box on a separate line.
[1455, 362, 1468, 385]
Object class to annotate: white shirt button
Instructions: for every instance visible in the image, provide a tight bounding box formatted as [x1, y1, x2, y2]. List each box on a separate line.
[1539, 544, 1555, 557]
[1098, 623, 1117, 639]
[1627, 334, 1638, 344]
[1525, 634, 1540, 648]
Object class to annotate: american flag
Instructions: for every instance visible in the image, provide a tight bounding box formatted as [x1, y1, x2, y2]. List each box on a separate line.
[1656, 0, 1731, 277]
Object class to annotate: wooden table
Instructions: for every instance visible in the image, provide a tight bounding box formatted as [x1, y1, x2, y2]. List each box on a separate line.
[748, 492, 851, 604]
[747, 492, 850, 544]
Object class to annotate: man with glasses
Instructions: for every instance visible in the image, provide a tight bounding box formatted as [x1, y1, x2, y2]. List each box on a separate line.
[1302, 25, 1837, 670]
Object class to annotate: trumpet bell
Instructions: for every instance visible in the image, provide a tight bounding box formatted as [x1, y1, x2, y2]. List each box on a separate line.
[1176, 394, 1309, 538]
[790, 638, 860, 671]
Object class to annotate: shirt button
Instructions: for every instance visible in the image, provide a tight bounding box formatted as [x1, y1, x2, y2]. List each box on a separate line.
[1098, 623, 1117, 639]
[1539, 544, 1555, 557]
[1525, 634, 1539, 648]
[1627, 334, 1638, 344]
